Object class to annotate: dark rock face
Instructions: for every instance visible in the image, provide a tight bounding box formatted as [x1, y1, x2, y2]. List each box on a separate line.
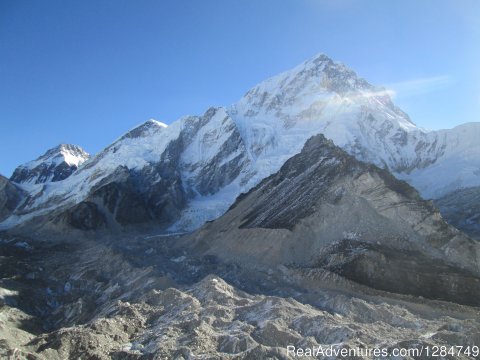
[238, 136, 355, 230]
[435, 186, 480, 240]
[65, 163, 186, 229]
[11, 161, 77, 184]
[137, 164, 187, 226]
[320, 239, 480, 307]
[10, 144, 89, 184]
[90, 178, 152, 226]
[66, 167, 155, 229]
[0, 175, 24, 221]
[66, 201, 106, 230]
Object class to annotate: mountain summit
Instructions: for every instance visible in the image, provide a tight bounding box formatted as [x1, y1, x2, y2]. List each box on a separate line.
[236, 53, 401, 115]
[10, 144, 89, 184]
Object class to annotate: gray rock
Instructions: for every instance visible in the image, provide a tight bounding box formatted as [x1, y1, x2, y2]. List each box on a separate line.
[435, 186, 480, 240]
[0, 175, 24, 221]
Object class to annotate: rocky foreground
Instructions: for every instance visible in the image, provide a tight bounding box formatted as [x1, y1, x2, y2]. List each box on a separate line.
[1, 231, 480, 360]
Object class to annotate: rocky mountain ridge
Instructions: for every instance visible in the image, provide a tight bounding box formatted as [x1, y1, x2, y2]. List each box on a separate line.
[2, 53, 479, 237]
[182, 134, 480, 306]
[0, 175, 25, 222]
[436, 186, 480, 240]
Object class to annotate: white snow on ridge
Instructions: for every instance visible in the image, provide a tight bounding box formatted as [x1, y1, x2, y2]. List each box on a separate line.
[173, 55, 480, 229]
[400, 122, 480, 198]
[148, 119, 168, 128]
[18, 118, 182, 211]
[181, 108, 235, 167]
[20, 144, 89, 171]
[10, 144, 90, 186]
[61, 149, 89, 167]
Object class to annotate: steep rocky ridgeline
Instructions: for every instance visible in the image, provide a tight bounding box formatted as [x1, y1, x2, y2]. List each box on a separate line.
[58, 109, 249, 231]
[184, 135, 480, 306]
[0, 175, 25, 222]
[435, 186, 480, 240]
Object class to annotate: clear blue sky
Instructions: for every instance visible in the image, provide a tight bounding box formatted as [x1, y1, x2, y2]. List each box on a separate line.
[1, 0, 479, 176]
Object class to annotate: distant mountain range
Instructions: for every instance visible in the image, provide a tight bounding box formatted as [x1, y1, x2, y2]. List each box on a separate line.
[2, 54, 479, 239]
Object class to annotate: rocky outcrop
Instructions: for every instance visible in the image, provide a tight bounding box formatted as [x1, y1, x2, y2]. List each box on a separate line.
[435, 186, 480, 240]
[63, 165, 180, 229]
[66, 201, 106, 230]
[0, 175, 24, 222]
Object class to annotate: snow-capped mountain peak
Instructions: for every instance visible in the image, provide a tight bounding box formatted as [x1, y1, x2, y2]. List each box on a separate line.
[234, 53, 408, 121]
[10, 144, 89, 184]
[228, 54, 425, 182]
[57, 144, 89, 166]
[39, 144, 89, 167]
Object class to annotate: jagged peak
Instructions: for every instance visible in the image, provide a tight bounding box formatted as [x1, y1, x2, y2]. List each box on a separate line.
[203, 106, 229, 119]
[307, 52, 333, 62]
[299, 53, 368, 80]
[10, 143, 90, 184]
[22, 144, 89, 169]
[236, 52, 382, 117]
[260, 53, 371, 90]
[300, 52, 338, 71]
